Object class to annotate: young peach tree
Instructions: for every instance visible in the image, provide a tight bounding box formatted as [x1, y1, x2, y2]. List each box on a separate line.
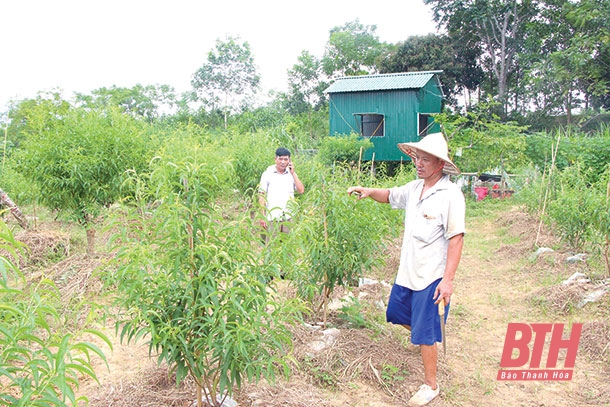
[108, 142, 304, 407]
[15, 102, 153, 255]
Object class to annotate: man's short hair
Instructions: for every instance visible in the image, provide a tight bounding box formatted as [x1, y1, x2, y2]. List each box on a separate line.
[275, 147, 291, 157]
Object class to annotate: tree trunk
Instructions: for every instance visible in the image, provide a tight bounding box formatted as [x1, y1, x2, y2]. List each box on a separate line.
[566, 90, 572, 126]
[476, 3, 521, 116]
[86, 227, 96, 256]
[196, 385, 203, 407]
[0, 188, 28, 229]
[308, 108, 313, 141]
[604, 181, 610, 276]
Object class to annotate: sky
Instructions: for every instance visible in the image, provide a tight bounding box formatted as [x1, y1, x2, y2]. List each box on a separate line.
[0, 0, 436, 112]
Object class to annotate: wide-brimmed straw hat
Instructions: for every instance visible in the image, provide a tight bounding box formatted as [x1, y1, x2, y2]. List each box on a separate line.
[397, 132, 460, 175]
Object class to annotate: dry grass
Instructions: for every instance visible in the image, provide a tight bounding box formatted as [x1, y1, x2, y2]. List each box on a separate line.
[493, 205, 561, 261]
[239, 382, 335, 407]
[44, 253, 109, 302]
[580, 321, 610, 367]
[87, 365, 197, 407]
[491, 206, 607, 318]
[4, 228, 71, 268]
[236, 311, 421, 406]
[527, 284, 588, 315]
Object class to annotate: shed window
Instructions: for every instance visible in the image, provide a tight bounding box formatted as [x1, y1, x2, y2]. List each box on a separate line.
[355, 113, 384, 137]
[418, 113, 434, 137]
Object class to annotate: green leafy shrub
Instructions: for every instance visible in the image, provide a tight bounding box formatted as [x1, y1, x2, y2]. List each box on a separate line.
[524, 129, 610, 181]
[229, 130, 277, 193]
[524, 132, 572, 172]
[316, 133, 373, 166]
[150, 129, 236, 203]
[0, 163, 39, 207]
[589, 168, 610, 276]
[434, 104, 529, 174]
[545, 164, 595, 250]
[15, 106, 154, 254]
[576, 131, 610, 182]
[0, 220, 109, 406]
[337, 297, 369, 329]
[521, 159, 610, 276]
[284, 106, 329, 150]
[108, 168, 304, 407]
[293, 163, 400, 323]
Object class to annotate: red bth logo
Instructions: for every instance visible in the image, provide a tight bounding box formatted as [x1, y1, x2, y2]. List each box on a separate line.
[497, 323, 582, 381]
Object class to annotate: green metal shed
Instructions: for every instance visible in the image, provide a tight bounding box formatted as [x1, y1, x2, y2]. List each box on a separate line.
[325, 70, 444, 161]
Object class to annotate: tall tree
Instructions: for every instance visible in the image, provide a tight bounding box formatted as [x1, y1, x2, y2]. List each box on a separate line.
[559, 0, 610, 110]
[191, 36, 260, 128]
[322, 19, 391, 78]
[518, 0, 609, 122]
[285, 51, 328, 115]
[425, 0, 535, 114]
[378, 33, 484, 107]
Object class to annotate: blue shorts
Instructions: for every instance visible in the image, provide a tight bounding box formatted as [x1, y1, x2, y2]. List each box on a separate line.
[386, 279, 449, 345]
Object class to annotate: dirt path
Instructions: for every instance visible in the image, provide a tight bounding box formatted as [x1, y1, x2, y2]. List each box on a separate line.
[435, 206, 609, 407]
[75, 204, 609, 407]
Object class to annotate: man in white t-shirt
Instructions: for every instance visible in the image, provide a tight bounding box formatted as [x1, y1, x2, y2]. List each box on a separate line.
[258, 148, 305, 241]
[347, 133, 465, 407]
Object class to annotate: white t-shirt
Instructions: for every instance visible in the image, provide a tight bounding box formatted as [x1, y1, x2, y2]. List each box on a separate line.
[389, 175, 466, 291]
[259, 165, 297, 221]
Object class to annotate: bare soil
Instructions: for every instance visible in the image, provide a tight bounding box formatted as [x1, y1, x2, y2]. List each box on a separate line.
[16, 204, 610, 407]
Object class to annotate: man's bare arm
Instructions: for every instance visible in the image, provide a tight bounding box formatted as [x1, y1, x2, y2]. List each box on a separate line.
[346, 186, 390, 203]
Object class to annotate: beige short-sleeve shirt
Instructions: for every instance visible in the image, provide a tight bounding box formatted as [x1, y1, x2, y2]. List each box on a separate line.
[389, 175, 466, 291]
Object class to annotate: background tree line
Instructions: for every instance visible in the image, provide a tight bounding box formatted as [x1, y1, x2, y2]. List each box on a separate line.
[3, 0, 607, 135]
[1, 0, 607, 254]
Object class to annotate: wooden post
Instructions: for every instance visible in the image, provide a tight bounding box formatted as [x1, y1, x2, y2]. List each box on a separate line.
[358, 146, 363, 184]
[535, 133, 561, 247]
[605, 181, 610, 276]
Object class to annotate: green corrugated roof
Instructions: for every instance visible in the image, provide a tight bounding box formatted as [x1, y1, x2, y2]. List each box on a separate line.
[325, 70, 443, 93]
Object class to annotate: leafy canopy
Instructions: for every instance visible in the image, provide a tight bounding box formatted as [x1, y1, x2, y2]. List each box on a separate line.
[191, 36, 260, 116]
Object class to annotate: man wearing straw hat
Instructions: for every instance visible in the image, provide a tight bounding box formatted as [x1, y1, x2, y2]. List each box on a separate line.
[347, 132, 465, 407]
